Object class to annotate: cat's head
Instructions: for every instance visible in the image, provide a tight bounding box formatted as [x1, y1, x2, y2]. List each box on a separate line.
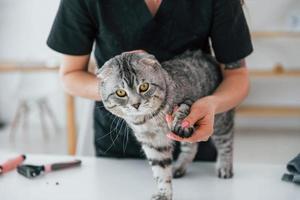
[97, 50, 167, 119]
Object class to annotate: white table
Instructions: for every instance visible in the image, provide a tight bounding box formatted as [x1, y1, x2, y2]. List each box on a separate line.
[0, 153, 299, 200]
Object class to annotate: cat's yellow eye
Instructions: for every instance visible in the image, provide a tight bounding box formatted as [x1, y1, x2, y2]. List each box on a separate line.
[139, 82, 149, 93]
[116, 89, 127, 97]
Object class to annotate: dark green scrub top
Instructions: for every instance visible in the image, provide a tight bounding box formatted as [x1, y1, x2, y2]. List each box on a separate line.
[47, 0, 253, 159]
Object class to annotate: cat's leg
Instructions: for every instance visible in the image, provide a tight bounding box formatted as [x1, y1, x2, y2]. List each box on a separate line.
[141, 142, 173, 200]
[173, 142, 198, 178]
[212, 113, 234, 179]
[170, 100, 195, 138]
[168, 100, 198, 178]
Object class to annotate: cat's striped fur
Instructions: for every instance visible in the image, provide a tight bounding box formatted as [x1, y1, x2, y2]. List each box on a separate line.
[97, 49, 234, 200]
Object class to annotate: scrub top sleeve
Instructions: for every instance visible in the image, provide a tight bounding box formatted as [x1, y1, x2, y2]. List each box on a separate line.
[47, 0, 97, 55]
[210, 0, 253, 64]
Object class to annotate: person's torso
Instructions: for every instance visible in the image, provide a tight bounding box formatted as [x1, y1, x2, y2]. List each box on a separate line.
[85, 0, 214, 66]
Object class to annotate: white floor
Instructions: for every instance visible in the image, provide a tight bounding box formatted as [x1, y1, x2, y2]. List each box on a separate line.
[0, 122, 299, 165]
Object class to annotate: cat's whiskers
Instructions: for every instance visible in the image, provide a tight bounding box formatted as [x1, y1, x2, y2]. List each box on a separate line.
[117, 119, 126, 139]
[104, 133, 120, 154]
[110, 117, 122, 145]
[110, 116, 119, 143]
[109, 115, 120, 142]
[104, 119, 125, 153]
[123, 124, 130, 153]
[122, 122, 128, 153]
[95, 116, 119, 142]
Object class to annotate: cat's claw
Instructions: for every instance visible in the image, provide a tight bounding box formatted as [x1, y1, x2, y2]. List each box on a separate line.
[151, 193, 171, 200]
[170, 101, 195, 138]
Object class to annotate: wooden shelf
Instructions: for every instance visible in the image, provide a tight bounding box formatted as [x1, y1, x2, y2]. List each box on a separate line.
[249, 64, 300, 77]
[251, 31, 300, 38]
[237, 106, 300, 117]
[0, 65, 59, 72]
[249, 69, 300, 77]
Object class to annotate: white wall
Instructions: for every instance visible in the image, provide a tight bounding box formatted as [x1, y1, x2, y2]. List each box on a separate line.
[0, 0, 65, 126]
[241, 0, 300, 129]
[0, 0, 60, 61]
[0, 0, 299, 129]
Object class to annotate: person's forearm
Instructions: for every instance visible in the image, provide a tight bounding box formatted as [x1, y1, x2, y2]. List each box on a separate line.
[208, 64, 250, 114]
[59, 54, 101, 101]
[61, 70, 101, 101]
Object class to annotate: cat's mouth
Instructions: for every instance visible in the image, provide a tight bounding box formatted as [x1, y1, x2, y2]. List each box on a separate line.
[129, 101, 167, 125]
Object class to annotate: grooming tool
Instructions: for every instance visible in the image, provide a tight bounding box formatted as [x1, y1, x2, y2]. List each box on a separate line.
[17, 159, 81, 178]
[0, 154, 26, 175]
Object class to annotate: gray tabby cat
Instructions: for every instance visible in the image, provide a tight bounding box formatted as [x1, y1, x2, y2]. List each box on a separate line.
[97, 49, 234, 200]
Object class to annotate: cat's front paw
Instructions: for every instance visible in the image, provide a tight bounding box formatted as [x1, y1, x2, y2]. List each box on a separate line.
[171, 101, 195, 138]
[151, 193, 171, 200]
[171, 122, 194, 138]
[217, 166, 233, 179]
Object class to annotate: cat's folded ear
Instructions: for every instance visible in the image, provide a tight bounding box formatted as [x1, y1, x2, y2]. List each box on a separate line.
[139, 57, 160, 70]
[96, 64, 113, 82]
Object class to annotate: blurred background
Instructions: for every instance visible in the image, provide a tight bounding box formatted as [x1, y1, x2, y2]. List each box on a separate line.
[0, 0, 299, 164]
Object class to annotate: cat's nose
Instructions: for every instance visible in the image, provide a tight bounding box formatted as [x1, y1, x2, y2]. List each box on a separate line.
[132, 103, 141, 110]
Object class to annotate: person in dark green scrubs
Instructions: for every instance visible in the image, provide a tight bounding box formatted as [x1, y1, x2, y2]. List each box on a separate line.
[47, 0, 253, 160]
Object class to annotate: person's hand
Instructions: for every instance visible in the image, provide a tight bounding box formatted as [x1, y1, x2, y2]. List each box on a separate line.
[165, 96, 216, 143]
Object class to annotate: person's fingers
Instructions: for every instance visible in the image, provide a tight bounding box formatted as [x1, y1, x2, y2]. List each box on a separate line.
[181, 109, 204, 128]
[202, 136, 210, 142]
[182, 113, 214, 142]
[166, 132, 185, 142]
[165, 114, 173, 129]
[186, 122, 213, 142]
[171, 105, 179, 118]
[173, 105, 179, 112]
[165, 105, 179, 128]
[167, 128, 211, 143]
[165, 114, 172, 123]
